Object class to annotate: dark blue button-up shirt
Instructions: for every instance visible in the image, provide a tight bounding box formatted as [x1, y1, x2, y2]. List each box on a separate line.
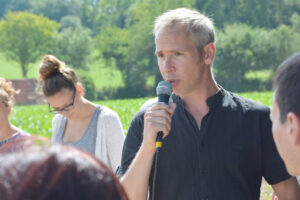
[118, 88, 290, 200]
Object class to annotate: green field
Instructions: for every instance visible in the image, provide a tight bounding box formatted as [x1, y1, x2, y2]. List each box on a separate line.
[0, 53, 40, 79]
[11, 97, 149, 137]
[0, 52, 123, 90]
[11, 91, 273, 137]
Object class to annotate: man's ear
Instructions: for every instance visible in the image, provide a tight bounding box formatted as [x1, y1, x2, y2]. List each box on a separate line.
[286, 112, 300, 146]
[203, 43, 215, 65]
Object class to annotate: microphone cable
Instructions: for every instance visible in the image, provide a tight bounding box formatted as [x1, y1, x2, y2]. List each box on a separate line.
[151, 132, 163, 200]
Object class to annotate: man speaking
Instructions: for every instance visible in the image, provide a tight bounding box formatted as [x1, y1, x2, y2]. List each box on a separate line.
[118, 8, 300, 200]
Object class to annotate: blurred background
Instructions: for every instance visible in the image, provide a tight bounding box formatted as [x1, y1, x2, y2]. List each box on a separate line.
[0, 0, 300, 102]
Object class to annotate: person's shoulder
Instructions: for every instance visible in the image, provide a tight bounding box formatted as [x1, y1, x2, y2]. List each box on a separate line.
[52, 114, 64, 123]
[20, 130, 31, 136]
[140, 98, 157, 111]
[136, 98, 157, 117]
[98, 105, 120, 120]
[225, 90, 269, 113]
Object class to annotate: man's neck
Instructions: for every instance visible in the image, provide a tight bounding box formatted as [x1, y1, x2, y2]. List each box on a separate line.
[180, 80, 220, 129]
[181, 81, 219, 111]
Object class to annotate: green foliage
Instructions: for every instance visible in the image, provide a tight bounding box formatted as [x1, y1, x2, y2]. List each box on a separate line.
[196, 0, 296, 29]
[0, 0, 30, 18]
[60, 15, 82, 29]
[0, 11, 59, 77]
[29, 0, 79, 22]
[78, 72, 96, 101]
[290, 13, 300, 32]
[1, 0, 300, 97]
[214, 23, 300, 92]
[269, 24, 300, 72]
[96, 0, 134, 29]
[30, 0, 102, 34]
[11, 104, 52, 137]
[51, 26, 92, 69]
[96, 0, 196, 98]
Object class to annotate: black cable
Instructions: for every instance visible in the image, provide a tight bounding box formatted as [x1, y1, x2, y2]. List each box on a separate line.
[151, 133, 163, 200]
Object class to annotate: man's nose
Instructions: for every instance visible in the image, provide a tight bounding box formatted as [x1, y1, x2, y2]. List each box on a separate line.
[162, 56, 174, 71]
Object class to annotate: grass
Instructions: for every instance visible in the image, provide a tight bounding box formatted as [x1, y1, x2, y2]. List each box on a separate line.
[11, 91, 274, 137]
[239, 91, 273, 106]
[11, 97, 149, 137]
[0, 53, 40, 79]
[0, 52, 124, 90]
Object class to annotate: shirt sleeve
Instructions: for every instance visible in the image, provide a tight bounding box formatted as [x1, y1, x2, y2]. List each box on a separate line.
[261, 108, 291, 185]
[116, 109, 145, 177]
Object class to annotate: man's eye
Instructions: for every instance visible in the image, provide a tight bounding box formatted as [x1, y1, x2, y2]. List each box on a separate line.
[175, 52, 182, 56]
[157, 53, 164, 58]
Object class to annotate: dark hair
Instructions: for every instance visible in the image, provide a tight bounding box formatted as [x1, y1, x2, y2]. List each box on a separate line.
[38, 55, 79, 97]
[0, 143, 128, 200]
[273, 51, 300, 123]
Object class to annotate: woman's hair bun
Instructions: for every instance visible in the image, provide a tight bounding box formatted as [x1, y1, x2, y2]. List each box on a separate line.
[39, 55, 64, 81]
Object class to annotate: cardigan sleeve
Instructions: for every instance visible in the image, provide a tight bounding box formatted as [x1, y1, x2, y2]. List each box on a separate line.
[100, 107, 125, 172]
[51, 114, 63, 142]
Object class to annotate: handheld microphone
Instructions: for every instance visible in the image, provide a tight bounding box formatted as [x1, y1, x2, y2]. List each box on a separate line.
[156, 81, 173, 150]
[151, 81, 173, 200]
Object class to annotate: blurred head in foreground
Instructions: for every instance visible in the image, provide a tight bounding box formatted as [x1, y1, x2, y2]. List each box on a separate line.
[0, 139, 128, 200]
[271, 51, 300, 176]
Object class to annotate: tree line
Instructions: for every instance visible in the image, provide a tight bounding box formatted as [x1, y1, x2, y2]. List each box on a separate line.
[0, 0, 300, 99]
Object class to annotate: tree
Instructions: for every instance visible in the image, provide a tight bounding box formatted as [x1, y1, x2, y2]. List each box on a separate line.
[97, 0, 195, 97]
[195, 0, 296, 29]
[214, 23, 300, 92]
[0, 11, 59, 77]
[29, 0, 80, 22]
[0, 0, 30, 19]
[51, 26, 92, 70]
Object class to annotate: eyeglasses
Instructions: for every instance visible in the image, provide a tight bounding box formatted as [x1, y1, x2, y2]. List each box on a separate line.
[48, 90, 76, 114]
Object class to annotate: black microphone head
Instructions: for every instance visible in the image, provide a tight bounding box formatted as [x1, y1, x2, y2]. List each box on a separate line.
[156, 81, 172, 97]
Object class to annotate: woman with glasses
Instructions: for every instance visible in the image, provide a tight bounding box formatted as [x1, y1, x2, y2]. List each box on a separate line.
[38, 55, 124, 172]
[0, 78, 30, 152]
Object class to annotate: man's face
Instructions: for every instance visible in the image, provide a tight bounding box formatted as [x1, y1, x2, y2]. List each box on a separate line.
[155, 26, 205, 97]
[270, 95, 297, 175]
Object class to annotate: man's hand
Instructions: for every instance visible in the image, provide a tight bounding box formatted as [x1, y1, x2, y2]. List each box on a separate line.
[143, 102, 176, 149]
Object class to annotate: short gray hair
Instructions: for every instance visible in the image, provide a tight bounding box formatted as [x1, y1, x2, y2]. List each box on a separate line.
[153, 8, 216, 51]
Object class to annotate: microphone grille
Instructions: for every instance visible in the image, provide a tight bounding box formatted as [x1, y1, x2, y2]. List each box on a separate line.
[156, 81, 172, 96]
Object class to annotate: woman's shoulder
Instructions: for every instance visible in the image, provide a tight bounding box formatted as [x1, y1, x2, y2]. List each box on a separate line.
[52, 114, 64, 123]
[20, 130, 31, 136]
[98, 105, 119, 118]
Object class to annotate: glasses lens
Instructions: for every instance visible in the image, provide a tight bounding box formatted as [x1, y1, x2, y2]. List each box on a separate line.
[48, 105, 58, 114]
[48, 91, 75, 114]
[63, 104, 74, 111]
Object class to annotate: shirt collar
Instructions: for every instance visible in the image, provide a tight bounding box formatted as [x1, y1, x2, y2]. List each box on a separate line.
[171, 86, 226, 109]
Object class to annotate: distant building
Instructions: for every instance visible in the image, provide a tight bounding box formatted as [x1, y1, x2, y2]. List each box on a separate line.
[10, 79, 45, 105]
